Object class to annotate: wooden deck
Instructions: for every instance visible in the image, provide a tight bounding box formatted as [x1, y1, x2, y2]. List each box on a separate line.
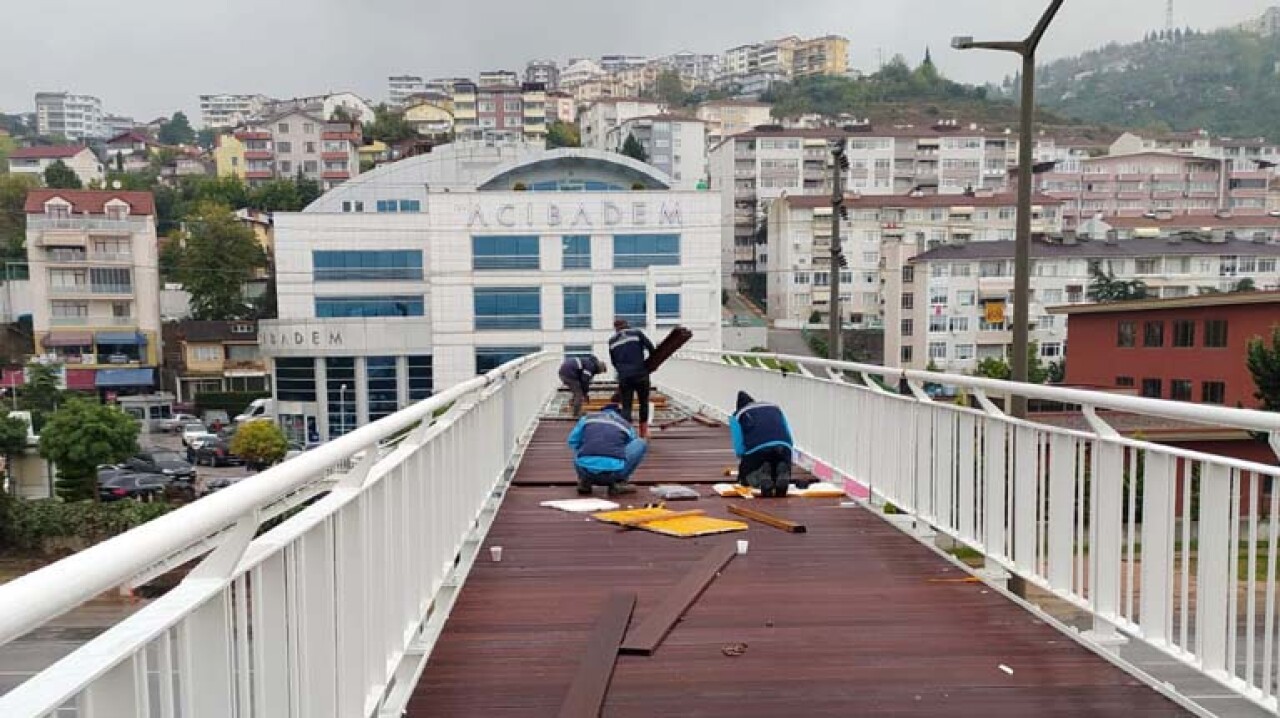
[407, 423, 1188, 717]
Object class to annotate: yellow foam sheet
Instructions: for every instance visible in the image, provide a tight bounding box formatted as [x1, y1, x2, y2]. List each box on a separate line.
[713, 482, 846, 498]
[591, 507, 748, 537]
[592, 507, 674, 525]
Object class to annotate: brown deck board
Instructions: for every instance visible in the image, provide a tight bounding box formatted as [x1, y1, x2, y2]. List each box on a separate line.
[556, 592, 635, 718]
[407, 423, 1188, 718]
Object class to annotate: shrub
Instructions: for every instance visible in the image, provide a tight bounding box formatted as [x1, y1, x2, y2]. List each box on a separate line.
[231, 420, 288, 468]
[0, 493, 170, 554]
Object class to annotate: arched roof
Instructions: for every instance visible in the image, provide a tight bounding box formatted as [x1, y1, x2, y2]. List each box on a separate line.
[474, 148, 671, 191]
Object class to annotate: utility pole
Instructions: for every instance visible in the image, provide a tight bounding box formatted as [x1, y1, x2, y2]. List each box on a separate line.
[828, 139, 849, 361]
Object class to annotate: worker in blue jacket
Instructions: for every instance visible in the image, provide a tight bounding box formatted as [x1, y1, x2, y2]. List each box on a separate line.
[730, 391, 795, 498]
[608, 319, 656, 437]
[567, 400, 646, 496]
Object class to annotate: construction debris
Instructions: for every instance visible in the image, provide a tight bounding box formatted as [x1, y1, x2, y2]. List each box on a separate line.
[592, 507, 747, 538]
[540, 498, 621, 513]
[727, 504, 807, 533]
[721, 643, 749, 657]
[648, 485, 701, 501]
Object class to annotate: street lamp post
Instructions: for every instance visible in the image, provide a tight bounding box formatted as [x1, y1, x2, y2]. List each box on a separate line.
[954, 0, 1065, 418]
[339, 384, 348, 436]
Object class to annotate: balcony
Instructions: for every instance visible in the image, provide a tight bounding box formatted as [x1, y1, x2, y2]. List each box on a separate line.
[245, 170, 273, 180]
[49, 316, 135, 327]
[28, 216, 143, 234]
[320, 151, 349, 161]
[322, 170, 351, 180]
[223, 358, 267, 374]
[243, 150, 273, 160]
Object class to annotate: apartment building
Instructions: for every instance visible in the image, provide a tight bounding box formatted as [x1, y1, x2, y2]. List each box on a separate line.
[546, 91, 576, 124]
[525, 60, 560, 90]
[607, 115, 707, 189]
[452, 82, 548, 144]
[199, 94, 272, 129]
[697, 100, 772, 146]
[214, 133, 247, 180]
[655, 52, 721, 87]
[904, 233, 1280, 373]
[403, 101, 454, 139]
[261, 93, 375, 125]
[718, 35, 849, 85]
[579, 98, 666, 150]
[560, 59, 608, 88]
[225, 112, 362, 190]
[7, 146, 104, 186]
[792, 35, 851, 78]
[34, 92, 105, 141]
[767, 192, 1064, 365]
[262, 147, 721, 442]
[161, 320, 266, 402]
[478, 70, 520, 88]
[388, 76, 426, 106]
[25, 190, 161, 394]
[102, 115, 137, 137]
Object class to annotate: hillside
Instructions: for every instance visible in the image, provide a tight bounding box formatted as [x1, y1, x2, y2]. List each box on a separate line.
[1034, 28, 1280, 140]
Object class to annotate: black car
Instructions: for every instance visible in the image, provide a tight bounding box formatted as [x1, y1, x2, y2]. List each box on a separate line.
[193, 438, 243, 467]
[126, 451, 196, 478]
[98, 472, 170, 502]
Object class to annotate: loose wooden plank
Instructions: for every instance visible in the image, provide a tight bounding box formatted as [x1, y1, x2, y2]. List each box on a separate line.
[727, 504, 808, 533]
[556, 591, 636, 718]
[619, 541, 736, 655]
[645, 326, 693, 374]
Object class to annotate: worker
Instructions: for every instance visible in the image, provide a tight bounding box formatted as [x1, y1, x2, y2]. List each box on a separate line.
[608, 318, 656, 437]
[730, 391, 795, 498]
[559, 354, 607, 418]
[567, 399, 646, 496]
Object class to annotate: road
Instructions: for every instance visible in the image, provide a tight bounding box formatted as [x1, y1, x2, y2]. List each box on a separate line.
[141, 431, 255, 487]
[767, 328, 816, 357]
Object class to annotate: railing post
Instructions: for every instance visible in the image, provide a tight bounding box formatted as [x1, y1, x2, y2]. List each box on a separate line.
[1196, 463, 1232, 675]
[1084, 440, 1128, 647]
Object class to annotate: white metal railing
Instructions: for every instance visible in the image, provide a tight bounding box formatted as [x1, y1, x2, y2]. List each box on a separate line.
[658, 351, 1280, 713]
[0, 352, 557, 718]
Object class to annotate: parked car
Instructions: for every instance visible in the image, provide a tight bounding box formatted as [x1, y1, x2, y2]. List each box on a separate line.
[180, 422, 210, 447]
[194, 438, 243, 467]
[98, 472, 169, 502]
[157, 413, 200, 433]
[202, 409, 231, 430]
[205, 475, 247, 493]
[126, 451, 196, 478]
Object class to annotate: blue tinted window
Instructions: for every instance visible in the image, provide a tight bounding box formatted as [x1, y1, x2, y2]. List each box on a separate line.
[315, 295, 425, 317]
[613, 234, 680, 268]
[313, 251, 423, 281]
[325, 358, 356, 439]
[565, 345, 594, 358]
[473, 235, 540, 270]
[376, 199, 398, 213]
[399, 199, 421, 212]
[407, 355, 433, 401]
[656, 293, 680, 320]
[563, 286, 592, 329]
[366, 356, 399, 421]
[474, 287, 541, 330]
[475, 346, 540, 374]
[275, 358, 316, 402]
[614, 285, 646, 328]
[529, 180, 624, 192]
[562, 235, 591, 269]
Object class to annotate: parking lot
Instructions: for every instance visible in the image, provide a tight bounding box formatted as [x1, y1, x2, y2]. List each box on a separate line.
[138, 429, 256, 489]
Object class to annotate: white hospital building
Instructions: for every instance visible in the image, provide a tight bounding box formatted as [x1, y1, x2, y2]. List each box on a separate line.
[263, 146, 722, 443]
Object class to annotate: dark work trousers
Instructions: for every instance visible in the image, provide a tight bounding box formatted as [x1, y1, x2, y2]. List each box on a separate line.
[738, 445, 793, 491]
[618, 376, 651, 424]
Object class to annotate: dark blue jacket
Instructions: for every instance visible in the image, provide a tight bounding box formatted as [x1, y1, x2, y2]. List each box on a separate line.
[729, 391, 793, 457]
[559, 356, 602, 390]
[567, 409, 634, 471]
[608, 329, 654, 381]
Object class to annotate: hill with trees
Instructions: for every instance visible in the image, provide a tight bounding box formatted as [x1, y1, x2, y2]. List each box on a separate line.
[1033, 27, 1280, 140]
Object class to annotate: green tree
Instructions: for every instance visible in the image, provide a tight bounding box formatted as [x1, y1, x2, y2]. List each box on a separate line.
[295, 176, 322, 208]
[0, 414, 30, 491]
[195, 128, 218, 150]
[1247, 325, 1280, 412]
[39, 397, 139, 502]
[0, 174, 39, 266]
[546, 121, 581, 149]
[654, 70, 688, 106]
[42, 160, 82, 189]
[973, 344, 1049, 384]
[974, 356, 1011, 380]
[1232, 277, 1257, 293]
[0, 133, 16, 170]
[230, 421, 288, 470]
[620, 133, 649, 162]
[248, 179, 301, 212]
[18, 363, 63, 432]
[158, 111, 196, 146]
[174, 202, 267, 320]
[364, 104, 416, 144]
[1087, 260, 1149, 302]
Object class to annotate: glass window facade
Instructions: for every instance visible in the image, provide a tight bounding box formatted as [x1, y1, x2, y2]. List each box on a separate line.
[375, 199, 422, 213]
[473, 235, 540, 270]
[529, 180, 624, 191]
[563, 286, 592, 329]
[326, 358, 356, 438]
[313, 250, 424, 281]
[562, 235, 591, 269]
[474, 287, 541, 330]
[475, 346, 540, 374]
[565, 345, 594, 358]
[407, 355, 433, 402]
[275, 358, 316, 401]
[656, 293, 680, 321]
[614, 285, 646, 327]
[613, 234, 680, 268]
[315, 295, 425, 318]
[366, 357, 399, 421]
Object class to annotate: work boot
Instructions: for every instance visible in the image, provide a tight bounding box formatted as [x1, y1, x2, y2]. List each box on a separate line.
[608, 482, 637, 496]
[638, 422, 650, 439]
[577, 477, 593, 495]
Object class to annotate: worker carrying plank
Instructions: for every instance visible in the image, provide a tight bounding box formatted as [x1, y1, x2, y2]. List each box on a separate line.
[558, 354, 606, 418]
[608, 319, 656, 437]
[567, 399, 647, 496]
[730, 391, 795, 498]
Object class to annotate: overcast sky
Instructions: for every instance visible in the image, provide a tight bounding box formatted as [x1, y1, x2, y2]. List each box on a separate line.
[2, 0, 1273, 122]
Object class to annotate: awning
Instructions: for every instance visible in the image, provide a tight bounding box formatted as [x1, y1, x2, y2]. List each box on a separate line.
[66, 369, 97, 390]
[95, 368, 154, 388]
[1, 368, 23, 388]
[95, 332, 146, 345]
[43, 332, 93, 347]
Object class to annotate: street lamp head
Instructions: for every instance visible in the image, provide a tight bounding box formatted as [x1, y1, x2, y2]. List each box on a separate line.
[951, 36, 974, 50]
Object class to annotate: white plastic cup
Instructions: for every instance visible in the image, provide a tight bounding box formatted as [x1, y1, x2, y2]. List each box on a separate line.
[736, 540, 749, 555]
[490, 546, 503, 562]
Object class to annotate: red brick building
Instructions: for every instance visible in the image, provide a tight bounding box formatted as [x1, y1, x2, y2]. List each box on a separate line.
[1049, 292, 1280, 408]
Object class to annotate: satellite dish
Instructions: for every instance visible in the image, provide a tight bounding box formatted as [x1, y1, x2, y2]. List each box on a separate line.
[111, 180, 122, 189]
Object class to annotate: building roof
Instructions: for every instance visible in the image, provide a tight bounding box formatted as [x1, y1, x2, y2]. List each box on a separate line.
[1046, 291, 1280, 315]
[105, 131, 151, 146]
[781, 192, 1063, 210]
[699, 99, 771, 108]
[9, 145, 88, 160]
[475, 147, 672, 191]
[172, 320, 259, 343]
[911, 236, 1280, 263]
[1101, 215, 1280, 229]
[624, 113, 704, 124]
[24, 189, 155, 216]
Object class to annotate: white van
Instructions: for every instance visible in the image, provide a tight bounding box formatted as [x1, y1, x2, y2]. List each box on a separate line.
[234, 398, 274, 424]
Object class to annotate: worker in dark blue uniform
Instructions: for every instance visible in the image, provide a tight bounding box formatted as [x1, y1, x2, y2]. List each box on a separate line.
[567, 400, 646, 496]
[730, 391, 795, 498]
[558, 354, 606, 418]
[607, 318, 656, 437]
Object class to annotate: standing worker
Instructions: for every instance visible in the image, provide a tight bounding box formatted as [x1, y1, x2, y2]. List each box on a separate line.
[567, 399, 646, 496]
[559, 354, 606, 418]
[730, 391, 795, 498]
[608, 319, 655, 437]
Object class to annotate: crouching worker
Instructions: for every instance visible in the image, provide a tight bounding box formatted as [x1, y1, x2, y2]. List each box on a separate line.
[567, 400, 646, 496]
[559, 354, 606, 418]
[730, 391, 795, 498]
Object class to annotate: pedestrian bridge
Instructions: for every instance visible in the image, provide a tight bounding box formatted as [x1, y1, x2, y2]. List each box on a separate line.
[1, 351, 1278, 717]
